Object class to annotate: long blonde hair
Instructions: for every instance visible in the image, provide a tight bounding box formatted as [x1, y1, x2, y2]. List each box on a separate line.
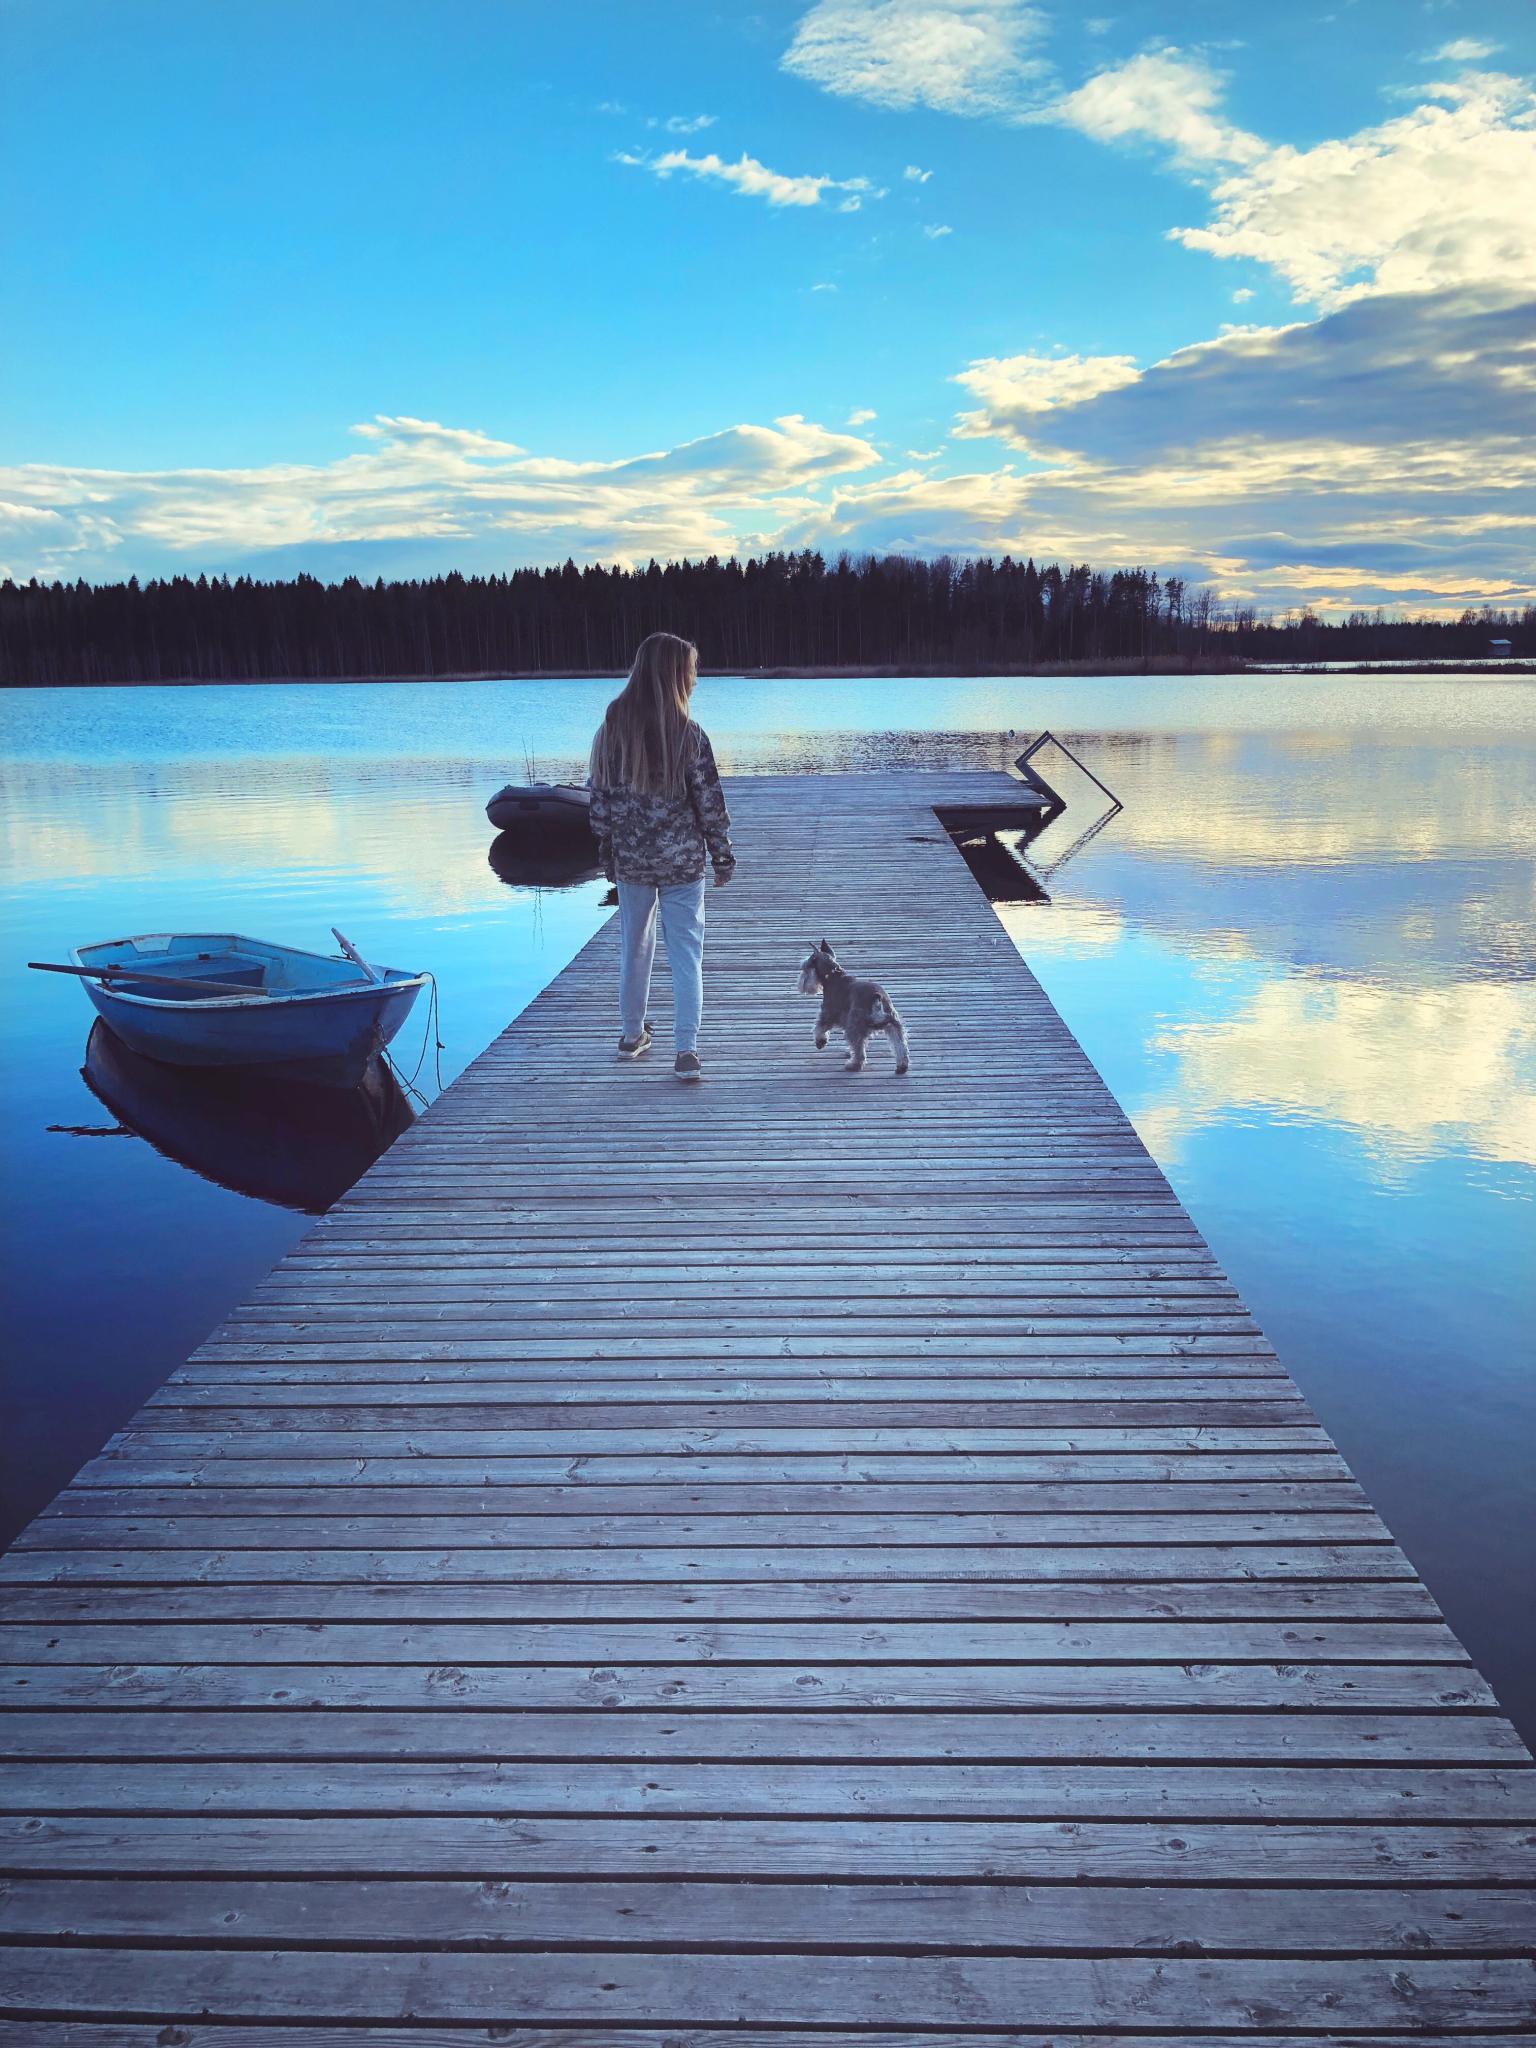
[589, 632, 699, 797]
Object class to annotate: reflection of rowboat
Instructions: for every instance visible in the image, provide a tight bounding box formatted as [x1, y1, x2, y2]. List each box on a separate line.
[49, 932, 427, 1089]
[487, 831, 603, 891]
[485, 782, 593, 836]
[82, 1021, 415, 1214]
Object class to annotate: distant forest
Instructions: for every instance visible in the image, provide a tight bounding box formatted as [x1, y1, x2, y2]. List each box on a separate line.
[2, 552, 1531, 684]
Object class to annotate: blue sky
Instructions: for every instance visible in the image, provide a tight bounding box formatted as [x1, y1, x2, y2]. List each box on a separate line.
[3, 0, 1534, 614]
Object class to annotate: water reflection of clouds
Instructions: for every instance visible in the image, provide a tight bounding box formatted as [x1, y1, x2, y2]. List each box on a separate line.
[1060, 856, 1532, 986]
[999, 899, 1130, 955]
[1015, 727, 1535, 996]
[1006, 721, 1536, 1185]
[1081, 730, 1536, 868]
[8, 692, 1534, 1192]
[0, 756, 513, 920]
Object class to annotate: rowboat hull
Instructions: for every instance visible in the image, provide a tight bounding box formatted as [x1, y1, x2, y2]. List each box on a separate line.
[69, 933, 428, 1089]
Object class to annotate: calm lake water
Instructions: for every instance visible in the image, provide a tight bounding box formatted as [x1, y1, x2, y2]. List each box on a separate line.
[2, 675, 1533, 1739]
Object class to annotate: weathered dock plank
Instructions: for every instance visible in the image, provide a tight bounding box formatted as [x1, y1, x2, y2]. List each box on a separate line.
[2, 769, 1532, 2039]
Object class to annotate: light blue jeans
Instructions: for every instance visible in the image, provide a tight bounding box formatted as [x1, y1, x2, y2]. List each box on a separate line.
[618, 877, 706, 1053]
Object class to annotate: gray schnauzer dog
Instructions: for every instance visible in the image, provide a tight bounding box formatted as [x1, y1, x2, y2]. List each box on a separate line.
[796, 940, 911, 1075]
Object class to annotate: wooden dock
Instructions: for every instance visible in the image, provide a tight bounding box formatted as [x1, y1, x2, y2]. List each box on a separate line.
[3, 769, 1533, 2043]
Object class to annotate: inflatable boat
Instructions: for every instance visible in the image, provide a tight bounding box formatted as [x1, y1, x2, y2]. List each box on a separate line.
[485, 781, 594, 836]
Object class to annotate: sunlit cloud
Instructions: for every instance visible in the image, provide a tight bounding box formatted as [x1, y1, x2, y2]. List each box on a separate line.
[915, 33, 1536, 598]
[952, 293, 1536, 464]
[617, 145, 885, 210]
[782, 0, 1049, 115]
[953, 349, 1141, 430]
[0, 501, 67, 535]
[10, 46, 1534, 625]
[1427, 37, 1500, 62]
[1051, 49, 1266, 166]
[1037, 49, 1536, 310]
[913, 288, 1536, 610]
[0, 414, 882, 583]
[351, 416, 525, 457]
[1171, 71, 1536, 305]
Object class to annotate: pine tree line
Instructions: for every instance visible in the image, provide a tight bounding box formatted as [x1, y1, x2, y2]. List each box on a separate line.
[2, 552, 1530, 685]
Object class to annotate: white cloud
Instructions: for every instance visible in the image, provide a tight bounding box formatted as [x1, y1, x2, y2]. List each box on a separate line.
[847, 407, 878, 424]
[657, 113, 717, 134]
[0, 414, 883, 583]
[1051, 49, 1265, 165]
[782, 0, 1048, 115]
[17, 278, 1529, 621]
[351, 416, 525, 457]
[619, 146, 884, 210]
[954, 291, 1536, 466]
[8, 321, 1531, 618]
[1429, 37, 1500, 62]
[923, 222, 954, 237]
[15, 53, 1536, 627]
[952, 350, 1141, 432]
[1046, 54, 1536, 311]
[0, 501, 66, 529]
[778, 284, 1536, 615]
[903, 163, 933, 181]
[1231, 286, 1255, 303]
[1172, 71, 1536, 305]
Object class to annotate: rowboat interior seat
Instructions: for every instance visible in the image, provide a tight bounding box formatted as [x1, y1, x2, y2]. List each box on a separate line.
[108, 954, 269, 999]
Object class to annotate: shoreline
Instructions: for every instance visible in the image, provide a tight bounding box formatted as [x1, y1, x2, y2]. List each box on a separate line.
[5, 659, 1534, 689]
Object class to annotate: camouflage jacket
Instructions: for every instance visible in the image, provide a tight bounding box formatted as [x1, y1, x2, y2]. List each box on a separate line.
[589, 723, 736, 887]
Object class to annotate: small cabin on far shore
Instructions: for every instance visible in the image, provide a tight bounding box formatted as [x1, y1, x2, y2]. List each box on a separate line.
[1489, 636, 1513, 656]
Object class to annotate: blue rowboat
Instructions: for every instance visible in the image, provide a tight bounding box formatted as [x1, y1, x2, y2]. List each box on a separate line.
[62, 932, 429, 1088]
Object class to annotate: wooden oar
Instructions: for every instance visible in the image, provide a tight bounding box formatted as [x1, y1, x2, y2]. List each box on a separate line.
[28, 961, 271, 999]
[332, 928, 383, 984]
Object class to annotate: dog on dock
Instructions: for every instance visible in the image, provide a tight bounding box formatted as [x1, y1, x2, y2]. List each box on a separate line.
[796, 940, 910, 1075]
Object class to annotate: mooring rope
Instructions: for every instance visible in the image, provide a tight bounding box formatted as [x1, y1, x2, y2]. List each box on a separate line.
[385, 970, 444, 1105]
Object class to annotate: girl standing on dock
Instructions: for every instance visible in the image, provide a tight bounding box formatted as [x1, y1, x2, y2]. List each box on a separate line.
[588, 632, 735, 1082]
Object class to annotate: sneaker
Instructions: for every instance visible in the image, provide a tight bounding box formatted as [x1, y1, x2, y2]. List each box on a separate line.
[673, 1051, 703, 1083]
[618, 1024, 653, 1059]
